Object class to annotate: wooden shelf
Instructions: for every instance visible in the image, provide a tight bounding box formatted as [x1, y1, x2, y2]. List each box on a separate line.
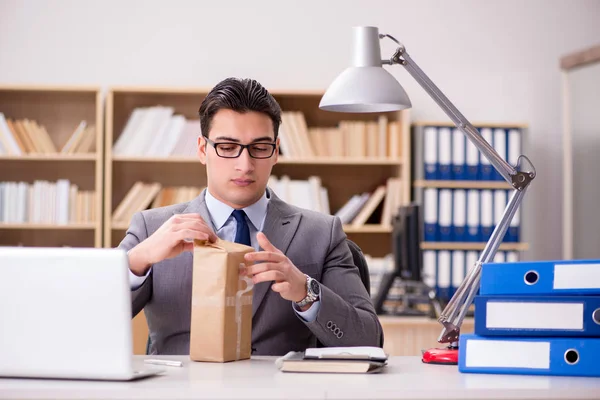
[421, 242, 529, 251]
[279, 157, 402, 166]
[0, 154, 97, 161]
[412, 121, 528, 129]
[112, 222, 393, 234]
[112, 222, 129, 230]
[0, 223, 96, 230]
[111, 155, 403, 166]
[0, 85, 104, 248]
[379, 316, 475, 356]
[413, 180, 513, 189]
[112, 156, 197, 163]
[343, 225, 392, 233]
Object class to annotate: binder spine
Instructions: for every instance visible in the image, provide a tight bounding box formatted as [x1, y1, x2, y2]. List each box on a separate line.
[480, 259, 600, 295]
[459, 334, 600, 377]
[474, 295, 600, 337]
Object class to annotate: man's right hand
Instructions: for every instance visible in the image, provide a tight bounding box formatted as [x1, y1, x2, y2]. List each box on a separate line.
[128, 213, 217, 276]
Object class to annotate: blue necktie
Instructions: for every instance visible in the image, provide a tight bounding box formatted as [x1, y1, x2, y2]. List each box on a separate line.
[232, 209, 251, 246]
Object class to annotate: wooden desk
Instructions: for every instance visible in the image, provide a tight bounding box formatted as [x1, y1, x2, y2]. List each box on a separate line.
[1, 355, 598, 400]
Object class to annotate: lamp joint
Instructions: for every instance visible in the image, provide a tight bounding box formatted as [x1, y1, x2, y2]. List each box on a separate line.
[511, 171, 534, 191]
[391, 47, 406, 65]
[510, 155, 536, 190]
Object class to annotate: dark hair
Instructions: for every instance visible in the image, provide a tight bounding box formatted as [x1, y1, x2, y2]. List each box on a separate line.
[199, 77, 282, 140]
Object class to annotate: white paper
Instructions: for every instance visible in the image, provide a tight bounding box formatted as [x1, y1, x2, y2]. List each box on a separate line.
[304, 346, 387, 360]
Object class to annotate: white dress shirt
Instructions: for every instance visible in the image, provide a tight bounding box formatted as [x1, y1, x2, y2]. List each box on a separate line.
[128, 189, 320, 321]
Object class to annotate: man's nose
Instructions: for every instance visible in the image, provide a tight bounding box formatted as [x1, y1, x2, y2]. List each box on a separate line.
[235, 147, 255, 172]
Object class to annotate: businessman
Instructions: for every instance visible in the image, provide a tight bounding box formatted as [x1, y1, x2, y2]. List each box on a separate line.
[119, 77, 383, 355]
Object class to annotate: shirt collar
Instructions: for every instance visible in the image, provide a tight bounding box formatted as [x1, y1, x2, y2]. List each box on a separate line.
[204, 188, 269, 231]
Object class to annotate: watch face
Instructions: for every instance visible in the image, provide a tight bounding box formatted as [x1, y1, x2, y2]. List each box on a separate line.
[310, 279, 320, 295]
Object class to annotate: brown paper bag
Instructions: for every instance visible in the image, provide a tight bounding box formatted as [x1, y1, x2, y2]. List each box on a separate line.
[190, 238, 254, 362]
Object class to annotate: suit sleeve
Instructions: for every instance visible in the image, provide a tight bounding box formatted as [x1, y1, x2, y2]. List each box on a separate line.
[300, 216, 384, 347]
[117, 211, 153, 318]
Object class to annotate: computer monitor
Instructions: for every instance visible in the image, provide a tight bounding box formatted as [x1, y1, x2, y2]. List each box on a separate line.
[392, 203, 423, 282]
[373, 203, 427, 315]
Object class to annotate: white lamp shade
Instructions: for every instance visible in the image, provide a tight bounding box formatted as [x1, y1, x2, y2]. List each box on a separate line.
[319, 66, 412, 113]
[319, 26, 412, 113]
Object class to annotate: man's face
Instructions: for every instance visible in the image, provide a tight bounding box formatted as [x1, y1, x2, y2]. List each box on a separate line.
[198, 109, 279, 209]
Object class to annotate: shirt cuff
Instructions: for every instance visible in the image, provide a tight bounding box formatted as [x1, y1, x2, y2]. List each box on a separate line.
[293, 300, 321, 322]
[129, 266, 152, 290]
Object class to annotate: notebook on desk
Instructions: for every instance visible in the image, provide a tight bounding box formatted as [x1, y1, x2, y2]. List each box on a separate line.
[0, 247, 163, 381]
[276, 346, 388, 373]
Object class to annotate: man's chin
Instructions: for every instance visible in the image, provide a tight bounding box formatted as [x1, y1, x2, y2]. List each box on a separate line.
[227, 186, 264, 207]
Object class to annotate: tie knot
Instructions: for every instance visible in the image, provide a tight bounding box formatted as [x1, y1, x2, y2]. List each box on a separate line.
[231, 209, 247, 223]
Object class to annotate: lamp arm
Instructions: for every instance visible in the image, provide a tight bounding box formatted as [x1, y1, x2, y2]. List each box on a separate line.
[437, 183, 531, 343]
[381, 37, 536, 343]
[385, 40, 534, 189]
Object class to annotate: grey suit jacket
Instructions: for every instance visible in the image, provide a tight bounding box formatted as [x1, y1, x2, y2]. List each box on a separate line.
[119, 189, 383, 356]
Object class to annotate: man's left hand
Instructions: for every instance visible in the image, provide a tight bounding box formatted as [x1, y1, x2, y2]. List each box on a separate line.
[243, 232, 308, 307]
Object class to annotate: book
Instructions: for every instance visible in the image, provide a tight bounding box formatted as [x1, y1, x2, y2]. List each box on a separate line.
[276, 347, 387, 374]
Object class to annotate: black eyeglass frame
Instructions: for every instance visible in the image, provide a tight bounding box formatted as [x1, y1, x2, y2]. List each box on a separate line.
[204, 137, 277, 159]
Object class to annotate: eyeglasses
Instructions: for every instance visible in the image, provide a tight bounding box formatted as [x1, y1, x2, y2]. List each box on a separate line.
[205, 137, 277, 159]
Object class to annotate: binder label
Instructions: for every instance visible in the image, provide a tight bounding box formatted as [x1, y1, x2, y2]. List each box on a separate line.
[465, 339, 550, 369]
[486, 302, 584, 330]
[554, 264, 600, 289]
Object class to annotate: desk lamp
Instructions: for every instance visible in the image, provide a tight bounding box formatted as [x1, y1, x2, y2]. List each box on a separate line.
[319, 26, 536, 365]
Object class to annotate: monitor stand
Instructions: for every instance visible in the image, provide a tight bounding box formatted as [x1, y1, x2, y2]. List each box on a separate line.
[373, 271, 441, 317]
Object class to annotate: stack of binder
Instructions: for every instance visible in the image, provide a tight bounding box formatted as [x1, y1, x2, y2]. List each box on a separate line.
[459, 259, 600, 377]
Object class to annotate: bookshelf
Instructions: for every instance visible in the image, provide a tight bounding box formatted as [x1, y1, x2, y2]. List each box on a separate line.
[0, 85, 103, 248]
[104, 87, 412, 256]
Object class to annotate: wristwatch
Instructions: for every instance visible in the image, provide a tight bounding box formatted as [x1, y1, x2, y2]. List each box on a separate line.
[296, 275, 320, 307]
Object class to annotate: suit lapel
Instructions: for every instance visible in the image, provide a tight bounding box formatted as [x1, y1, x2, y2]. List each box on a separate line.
[252, 190, 301, 317]
[180, 189, 213, 230]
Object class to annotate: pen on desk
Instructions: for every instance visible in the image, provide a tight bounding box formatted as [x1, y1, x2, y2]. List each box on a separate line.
[144, 359, 183, 367]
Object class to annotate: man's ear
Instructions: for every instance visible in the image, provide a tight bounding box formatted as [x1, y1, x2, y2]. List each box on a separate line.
[274, 137, 280, 164]
[197, 135, 207, 165]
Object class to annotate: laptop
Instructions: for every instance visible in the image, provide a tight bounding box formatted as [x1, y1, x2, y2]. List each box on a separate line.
[0, 246, 164, 381]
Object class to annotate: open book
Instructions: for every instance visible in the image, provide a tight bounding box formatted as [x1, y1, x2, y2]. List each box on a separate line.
[276, 347, 388, 374]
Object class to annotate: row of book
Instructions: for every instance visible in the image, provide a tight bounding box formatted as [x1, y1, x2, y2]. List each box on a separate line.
[413, 124, 523, 181]
[112, 182, 203, 223]
[282, 113, 403, 159]
[0, 180, 96, 224]
[112, 106, 404, 159]
[0, 113, 96, 155]
[268, 175, 403, 226]
[460, 258, 600, 377]
[422, 188, 521, 242]
[267, 175, 329, 215]
[113, 107, 198, 157]
[112, 176, 404, 228]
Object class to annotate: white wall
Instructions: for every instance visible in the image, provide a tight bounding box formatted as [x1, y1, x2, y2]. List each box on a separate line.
[1, 0, 599, 260]
[569, 62, 600, 259]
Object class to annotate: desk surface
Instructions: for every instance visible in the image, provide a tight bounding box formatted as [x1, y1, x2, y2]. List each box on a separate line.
[1, 356, 599, 400]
